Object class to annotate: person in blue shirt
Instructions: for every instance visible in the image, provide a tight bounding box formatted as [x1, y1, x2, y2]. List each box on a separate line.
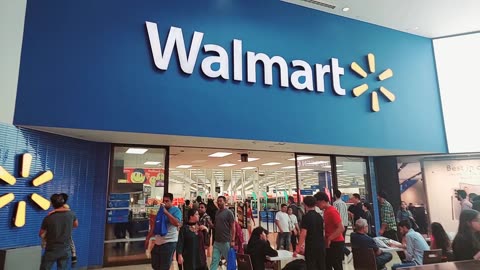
[390, 220, 430, 269]
[151, 193, 182, 270]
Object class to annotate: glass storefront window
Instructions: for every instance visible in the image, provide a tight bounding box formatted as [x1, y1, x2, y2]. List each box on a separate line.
[335, 156, 368, 200]
[104, 146, 167, 265]
[296, 155, 332, 201]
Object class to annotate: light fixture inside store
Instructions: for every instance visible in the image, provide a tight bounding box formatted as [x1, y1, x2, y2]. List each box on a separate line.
[126, 148, 148, 154]
[288, 156, 313, 161]
[237, 158, 259, 162]
[177, 165, 192, 168]
[262, 162, 282, 166]
[282, 166, 296, 169]
[308, 161, 329, 165]
[219, 163, 236, 167]
[323, 165, 344, 168]
[299, 169, 314, 172]
[144, 161, 161, 165]
[209, 152, 232, 157]
[342, 7, 350, 12]
[241, 167, 256, 170]
[337, 170, 347, 172]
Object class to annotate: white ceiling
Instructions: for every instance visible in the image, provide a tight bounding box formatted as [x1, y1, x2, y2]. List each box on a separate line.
[283, 0, 480, 38]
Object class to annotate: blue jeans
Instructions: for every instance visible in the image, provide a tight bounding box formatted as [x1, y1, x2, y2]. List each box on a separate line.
[391, 261, 416, 270]
[276, 232, 291, 250]
[151, 242, 177, 270]
[210, 241, 230, 270]
[376, 252, 392, 269]
[40, 250, 71, 270]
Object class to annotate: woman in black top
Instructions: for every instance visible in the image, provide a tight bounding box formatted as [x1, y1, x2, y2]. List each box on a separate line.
[206, 199, 218, 242]
[177, 209, 208, 270]
[246, 226, 278, 270]
[452, 209, 480, 261]
[362, 202, 375, 237]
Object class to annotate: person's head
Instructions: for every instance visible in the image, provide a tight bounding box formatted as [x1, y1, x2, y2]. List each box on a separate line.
[185, 199, 191, 206]
[60, 193, 69, 203]
[199, 202, 207, 214]
[217, 196, 226, 209]
[334, 190, 342, 200]
[458, 209, 480, 235]
[362, 202, 372, 212]
[377, 191, 387, 204]
[281, 204, 287, 212]
[207, 198, 215, 206]
[469, 193, 478, 202]
[249, 226, 268, 244]
[287, 206, 294, 215]
[187, 208, 199, 223]
[398, 219, 412, 235]
[196, 196, 202, 203]
[50, 193, 65, 209]
[288, 196, 295, 204]
[457, 190, 467, 201]
[303, 196, 316, 210]
[401, 201, 408, 210]
[430, 222, 450, 252]
[163, 193, 174, 209]
[314, 192, 330, 210]
[355, 218, 369, 234]
[352, 193, 361, 204]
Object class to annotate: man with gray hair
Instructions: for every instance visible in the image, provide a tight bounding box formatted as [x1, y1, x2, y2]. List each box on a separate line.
[350, 218, 392, 270]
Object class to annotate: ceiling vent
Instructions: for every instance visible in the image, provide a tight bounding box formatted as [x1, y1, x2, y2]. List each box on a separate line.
[298, 0, 336, 9]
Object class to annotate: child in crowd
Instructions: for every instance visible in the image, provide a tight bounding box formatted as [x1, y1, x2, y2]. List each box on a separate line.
[40, 193, 78, 265]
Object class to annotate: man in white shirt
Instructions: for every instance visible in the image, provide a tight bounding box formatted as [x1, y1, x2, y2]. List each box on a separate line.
[275, 204, 291, 250]
[333, 190, 351, 261]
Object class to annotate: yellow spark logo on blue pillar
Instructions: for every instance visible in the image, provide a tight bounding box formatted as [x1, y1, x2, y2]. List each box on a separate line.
[0, 153, 53, 227]
[351, 53, 395, 112]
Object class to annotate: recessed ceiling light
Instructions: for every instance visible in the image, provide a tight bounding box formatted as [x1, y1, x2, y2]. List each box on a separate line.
[219, 163, 236, 167]
[237, 157, 259, 162]
[262, 162, 282, 166]
[209, 152, 232, 157]
[342, 7, 350, 12]
[241, 167, 256, 170]
[414, 26, 419, 30]
[288, 156, 314, 161]
[126, 148, 148, 154]
[177, 165, 192, 169]
[282, 166, 296, 169]
[337, 170, 347, 172]
[144, 161, 161, 165]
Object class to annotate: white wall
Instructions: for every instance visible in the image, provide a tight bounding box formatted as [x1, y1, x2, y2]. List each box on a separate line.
[433, 34, 480, 153]
[0, 0, 26, 124]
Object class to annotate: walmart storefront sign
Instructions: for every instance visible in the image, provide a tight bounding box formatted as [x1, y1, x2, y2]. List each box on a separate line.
[146, 22, 347, 95]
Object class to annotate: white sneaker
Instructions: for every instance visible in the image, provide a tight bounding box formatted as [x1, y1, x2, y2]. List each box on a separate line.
[345, 253, 353, 263]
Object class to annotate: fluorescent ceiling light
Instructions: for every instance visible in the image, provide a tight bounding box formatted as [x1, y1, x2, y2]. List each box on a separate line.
[337, 170, 347, 172]
[219, 163, 236, 167]
[237, 158, 260, 162]
[144, 161, 161, 165]
[177, 165, 192, 168]
[241, 167, 256, 170]
[282, 166, 296, 169]
[342, 7, 350, 12]
[299, 169, 314, 172]
[308, 161, 329, 165]
[126, 148, 148, 154]
[288, 156, 313, 161]
[262, 162, 282, 166]
[209, 152, 232, 157]
[323, 164, 344, 168]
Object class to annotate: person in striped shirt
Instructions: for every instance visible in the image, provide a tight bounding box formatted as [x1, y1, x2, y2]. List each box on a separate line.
[333, 190, 351, 262]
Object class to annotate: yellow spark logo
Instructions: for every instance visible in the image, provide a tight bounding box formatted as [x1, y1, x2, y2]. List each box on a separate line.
[351, 53, 395, 112]
[0, 153, 53, 227]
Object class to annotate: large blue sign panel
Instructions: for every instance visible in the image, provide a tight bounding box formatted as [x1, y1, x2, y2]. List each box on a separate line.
[15, 0, 447, 153]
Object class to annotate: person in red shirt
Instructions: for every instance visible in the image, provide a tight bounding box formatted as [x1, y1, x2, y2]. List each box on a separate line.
[314, 192, 345, 270]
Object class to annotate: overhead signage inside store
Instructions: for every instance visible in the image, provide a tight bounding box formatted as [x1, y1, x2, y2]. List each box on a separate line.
[145, 22, 396, 112]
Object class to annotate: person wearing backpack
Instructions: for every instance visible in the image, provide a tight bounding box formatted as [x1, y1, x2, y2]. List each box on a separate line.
[149, 193, 182, 270]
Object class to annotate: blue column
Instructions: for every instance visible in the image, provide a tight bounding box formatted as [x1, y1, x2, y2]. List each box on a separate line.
[368, 157, 381, 236]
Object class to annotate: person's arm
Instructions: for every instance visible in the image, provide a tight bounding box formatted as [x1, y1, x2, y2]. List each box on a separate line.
[207, 216, 214, 229]
[263, 240, 278, 257]
[230, 212, 236, 247]
[176, 227, 185, 265]
[326, 222, 344, 248]
[164, 207, 181, 227]
[405, 235, 414, 262]
[294, 228, 307, 256]
[73, 219, 79, 228]
[275, 213, 283, 233]
[408, 210, 415, 221]
[396, 210, 401, 223]
[39, 217, 47, 237]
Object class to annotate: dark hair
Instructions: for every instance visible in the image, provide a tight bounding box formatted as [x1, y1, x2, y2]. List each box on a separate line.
[196, 196, 202, 203]
[314, 191, 329, 202]
[60, 193, 69, 203]
[288, 196, 295, 203]
[185, 200, 191, 206]
[303, 196, 316, 207]
[163, 193, 174, 201]
[281, 204, 287, 208]
[199, 202, 207, 208]
[248, 226, 268, 246]
[377, 191, 387, 199]
[50, 194, 65, 209]
[473, 201, 480, 212]
[334, 190, 342, 198]
[457, 190, 467, 199]
[473, 196, 480, 202]
[454, 209, 480, 251]
[352, 193, 361, 200]
[218, 196, 226, 201]
[363, 202, 372, 211]
[186, 208, 197, 221]
[431, 222, 450, 253]
[398, 219, 411, 229]
[470, 193, 478, 200]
